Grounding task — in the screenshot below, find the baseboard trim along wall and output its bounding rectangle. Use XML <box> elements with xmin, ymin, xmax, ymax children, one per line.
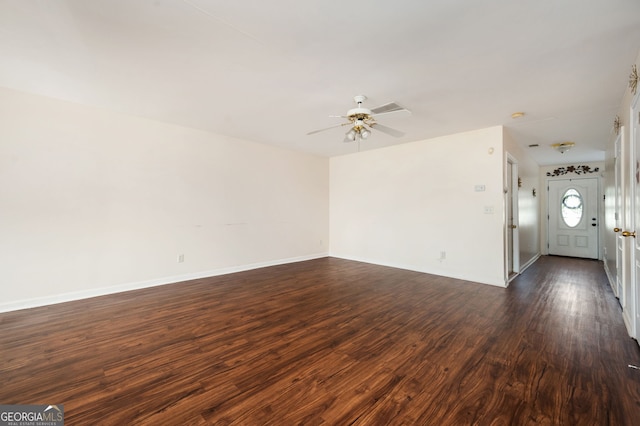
<box><xmin>518</xmin><ymin>253</ymin><xmax>541</xmax><ymax>276</ymax></box>
<box><xmin>0</xmin><ymin>253</ymin><xmax>329</xmax><ymax>313</ymax></box>
<box><xmin>330</xmin><ymin>254</ymin><xmax>507</xmax><ymax>288</ymax></box>
<box><xmin>603</xmin><ymin>259</ymin><xmax>617</xmax><ymax>297</ymax></box>
<box><xmin>507</xmin><ymin>253</ymin><xmax>541</xmax><ymax>284</ymax></box>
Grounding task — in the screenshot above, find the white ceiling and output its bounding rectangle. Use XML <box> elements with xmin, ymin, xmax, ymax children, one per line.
<box><xmin>1</xmin><ymin>0</ymin><xmax>639</xmax><ymax>165</ymax></box>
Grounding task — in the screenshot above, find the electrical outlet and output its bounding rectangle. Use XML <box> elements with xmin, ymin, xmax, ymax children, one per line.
<box><xmin>177</xmin><ymin>254</ymin><xmax>184</xmax><ymax>263</ymax></box>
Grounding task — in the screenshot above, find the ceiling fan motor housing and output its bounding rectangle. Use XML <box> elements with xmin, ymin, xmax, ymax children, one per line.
<box><xmin>347</xmin><ymin>108</ymin><xmax>372</xmax><ymax>119</ymax></box>
<box><xmin>348</xmin><ymin>95</ymin><xmax>371</xmax><ymax>119</ymax></box>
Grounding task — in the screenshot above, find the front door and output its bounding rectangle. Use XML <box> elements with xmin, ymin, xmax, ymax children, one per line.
<box><xmin>548</xmin><ymin>178</ymin><xmax>599</xmax><ymax>259</ymax></box>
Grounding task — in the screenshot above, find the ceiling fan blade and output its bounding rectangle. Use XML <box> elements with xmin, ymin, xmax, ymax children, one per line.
<box><xmin>306</xmin><ymin>122</ymin><xmax>348</xmax><ymax>135</ymax></box>
<box><xmin>370</xmin><ymin>123</ymin><xmax>405</xmax><ymax>138</ymax></box>
<box><xmin>370</xmin><ymin>102</ymin><xmax>410</xmax><ymax>116</ymax></box>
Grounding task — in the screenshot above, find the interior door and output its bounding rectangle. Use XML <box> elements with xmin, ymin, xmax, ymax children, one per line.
<box><xmin>548</xmin><ymin>178</ymin><xmax>599</xmax><ymax>259</ymax></box>
<box><xmin>625</xmin><ymin>92</ymin><xmax>640</xmax><ymax>341</ymax></box>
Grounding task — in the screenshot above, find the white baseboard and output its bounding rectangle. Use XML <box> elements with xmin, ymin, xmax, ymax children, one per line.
<box><xmin>0</xmin><ymin>252</ymin><xmax>328</xmax><ymax>313</ymax></box>
<box><xmin>602</xmin><ymin>260</ymin><xmax>619</xmax><ymax>298</ymax></box>
<box><xmin>329</xmin><ymin>254</ymin><xmax>506</xmax><ymax>288</ymax></box>
<box><xmin>623</xmin><ymin>309</ymin><xmax>635</xmax><ymax>339</ymax></box>
<box><xmin>519</xmin><ymin>253</ymin><xmax>541</xmax><ymax>274</ymax></box>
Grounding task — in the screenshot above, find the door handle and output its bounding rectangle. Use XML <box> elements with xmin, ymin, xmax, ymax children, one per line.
<box><xmin>614</xmin><ymin>227</ymin><xmax>621</xmax><ymax>232</ymax></box>
<box><xmin>509</xmin><ymin>225</ymin><xmax>517</xmax><ymax>229</ymax></box>
<box><xmin>622</xmin><ymin>231</ymin><xmax>636</xmax><ymax>238</ymax></box>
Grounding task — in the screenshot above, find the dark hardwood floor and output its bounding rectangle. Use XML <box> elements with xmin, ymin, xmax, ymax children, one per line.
<box><xmin>1</xmin><ymin>256</ymin><xmax>640</xmax><ymax>425</ymax></box>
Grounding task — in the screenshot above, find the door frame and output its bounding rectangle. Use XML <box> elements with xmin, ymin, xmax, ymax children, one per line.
<box><xmin>505</xmin><ymin>153</ymin><xmax>519</xmax><ymax>283</ymax></box>
<box><xmin>547</xmin><ymin>177</ymin><xmax>600</xmax><ymax>259</ymax></box>
<box><xmin>614</xmin><ymin>129</ymin><xmax>623</xmax><ymax>299</ymax></box>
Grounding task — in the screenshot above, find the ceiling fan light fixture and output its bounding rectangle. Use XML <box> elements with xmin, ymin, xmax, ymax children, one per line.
<box><xmin>551</xmin><ymin>141</ymin><xmax>575</xmax><ymax>154</ymax></box>
<box><xmin>308</xmin><ymin>95</ymin><xmax>408</xmax><ymax>142</ymax></box>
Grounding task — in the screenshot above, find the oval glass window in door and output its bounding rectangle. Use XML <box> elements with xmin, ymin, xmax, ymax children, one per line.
<box><xmin>561</xmin><ymin>188</ymin><xmax>583</xmax><ymax>227</ymax></box>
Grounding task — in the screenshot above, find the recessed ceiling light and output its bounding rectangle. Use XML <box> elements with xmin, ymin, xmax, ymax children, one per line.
<box><xmin>511</xmin><ymin>112</ymin><xmax>525</xmax><ymax>119</ymax></box>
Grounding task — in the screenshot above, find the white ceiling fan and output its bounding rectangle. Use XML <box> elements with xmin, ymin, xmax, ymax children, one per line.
<box><xmin>307</xmin><ymin>95</ymin><xmax>410</xmax><ymax>142</ymax></box>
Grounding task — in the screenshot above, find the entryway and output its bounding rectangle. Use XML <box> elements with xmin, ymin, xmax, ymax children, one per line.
<box><xmin>548</xmin><ymin>178</ymin><xmax>599</xmax><ymax>259</ymax></box>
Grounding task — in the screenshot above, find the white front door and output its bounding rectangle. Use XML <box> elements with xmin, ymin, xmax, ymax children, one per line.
<box><xmin>548</xmin><ymin>178</ymin><xmax>599</xmax><ymax>259</ymax></box>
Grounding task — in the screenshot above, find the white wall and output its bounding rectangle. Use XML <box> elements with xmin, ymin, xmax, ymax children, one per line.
<box><xmin>330</xmin><ymin>126</ymin><xmax>506</xmax><ymax>287</ymax></box>
<box><xmin>0</xmin><ymin>87</ymin><xmax>329</xmax><ymax>311</ymax></box>
<box><xmin>503</xmin><ymin>128</ymin><xmax>540</xmax><ymax>270</ymax></box>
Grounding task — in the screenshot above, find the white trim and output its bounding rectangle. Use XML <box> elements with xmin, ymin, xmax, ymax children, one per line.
<box><xmin>506</xmin><ymin>253</ymin><xmax>540</xmax><ymax>285</ymax></box>
<box><xmin>603</xmin><ymin>258</ymin><xmax>618</xmax><ymax>298</ymax></box>
<box><xmin>330</xmin><ymin>254</ymin><xmax>507</xmax><ymax>288</ymax></box>
<box><xmin>518</xmin><ymin>253</ymin><xmax>540</xmax><ymax>275</ymax></box>
<box><xmin>505</xmin><ymin>153</ymin><xmax>520</xmax><ymax>282</ymax></box>
<box><xmin>0</xmin><ymin>252</ymin><xmax>329</xmax><ymax>313</ymax></box>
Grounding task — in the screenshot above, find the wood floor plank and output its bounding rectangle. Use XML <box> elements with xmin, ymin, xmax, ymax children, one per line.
<box><xmin>1</xmin><ymin>256</ymin><xmax>639</xmax><ymax>424</ymax></box>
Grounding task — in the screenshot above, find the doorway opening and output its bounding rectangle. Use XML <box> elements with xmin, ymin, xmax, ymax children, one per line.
<box><xmin>506</xmin><ymin>155</ymin><xmax>519</xmax><ymax>282</ymax></box>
